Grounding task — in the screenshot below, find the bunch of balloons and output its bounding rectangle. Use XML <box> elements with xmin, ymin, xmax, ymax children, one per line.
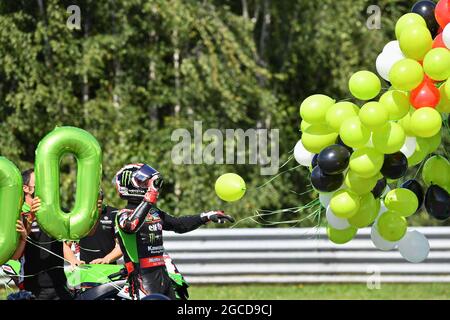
<box><xmin>295</xmin><ymin>0</ymin><xmax>450</xmax><ymax>263</ymax></box>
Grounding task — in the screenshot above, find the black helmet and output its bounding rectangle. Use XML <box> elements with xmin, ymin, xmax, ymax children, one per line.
<box><xmin>113</xmin><ymin>163</ymin><xmax>161</xmax><ymax>200</ymax></box>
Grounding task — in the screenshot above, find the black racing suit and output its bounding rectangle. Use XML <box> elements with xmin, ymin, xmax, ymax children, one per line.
<box><xmin>116</xmin><ymin>202</ymin><xmax>205</xmax><ymax>299</ymax></box>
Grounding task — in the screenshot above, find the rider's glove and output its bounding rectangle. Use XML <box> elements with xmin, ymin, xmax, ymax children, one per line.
<box><xmin>143</xmin><ymin>175</ymin><xmax>163</xmax><ymax>205</ymax></box>
<box><xmin>200</xmin><ymin>211</ymin><xmax>235</xmax><ymax>224</ymax></box>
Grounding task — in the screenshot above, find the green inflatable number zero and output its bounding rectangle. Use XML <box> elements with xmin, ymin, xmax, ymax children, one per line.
<box><xmin>0</xmin><ymin>157</ymin><xmax>23</xmax><ymax>265</ymax></box>
<box><xmin>35</xmin><ymin>127</ymin><xmax>102</xmax><ymax>240</ymax></box>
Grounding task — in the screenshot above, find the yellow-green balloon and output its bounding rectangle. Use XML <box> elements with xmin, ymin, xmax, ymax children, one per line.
<box><xmin>330</xmin><ymin>189</ymin><xmax>361</xmax><ymax>218</ymax></box>
<box><xmin>436</xmin><ymin>83</ymin><xmax>450</xmax><ymax>113</ymax></box>
<box><xmin>446</xmin><ymin>79</ymin><xmax>450</xmax><ymax>102</ymax></box>
<box><xmin>395</xmin><ymin>13</ymin><xmax>427</xmax><ymax>39</ymax></box>
<box><xmin>377</xmin><ymin>211</ymin><xmax>407</xmax><ymax>242</ymax></box>
<box><xmin>325</xmin><ymin>102</ymin><xmax>359</xmax><ymax>132</ymax></box>
<box><xmin>384</xmin><ymin>188</ymin><xmax>419</xmax><ymax>217</ymax></box>
<box><xmin>215</xmin><ymin>173</ymin><xmax>246</xmax><ymax>202</ymax></box>
<box><xmin>349</xmin><ymin>71</ymin><xmax>381</xmax><ymax>100</ymax></box>
<box><xmin>301</xmin><ymin>125</ymin><xmax>338</xmax><ymax>154</ymax></box>
<box><xmin>300</xmin><ymin>94</ymin><xmax>335</xmax><ymax>124</ymax></box>
<box><xmin>348</xmin><ymin>193</ymin><xmax>379</xmax><ymax>228</ymax></box>
<box><xmin>379</xmin><ymin>90</ymin><xmax>410</xmax><ymax>120</ymax></box>
<box><xmin>327</xmin><ymin>225</ymin><xmax>358</xmax><ymax>244</ymax></box>
<box><xmin>389</xmin><ymin>59</ymin><xmax>424</xmax><ymax>91</ymax></box>
<box><xmin>399</xmin><ymin>25</ymin><xmax>432</xmax><ymax>61</ymax></box>
<box><xmin>410</xmin><ymin>107</ymin><xmax>442</xmax><ymax>138</ymax></box>
<box><xmin>349</xmin><ymin>147</ymin><xmax>384</xmax><ymax>178</ymax></box>
<box><xmin>372</xmin><ymin>122</ymin><xmax>406</xmax><ymax>154</ymax></box>
<box><xmin>300</xmin><ymin>120</ymin><xmax>312</xmax><ymax>132</ymax></box>
<box><xmin>359</xmin><ymin>102</ymin><xmax>389</xmax><ymax>130</ymax></box>
<box><xmin>426</xmin><ymin>132</ymin><xmax>442</xmax><ymax>153</ymax></box>
<box><xmin>398</xmin><ymin>110</ymin><xmax>416</xmax><ymax>136</ymax></box>
<box><xmin>339</xmin><ymin>116</ymin><xmax>371</xmax><ymax>149</ymax></box>
<box><xmin>422</xmin><ymin>155</ymin><xmax>450</xmax><ymax>188</ymax></box>
<box><xmin>344</xmin><ymin>170</ymin><xmax>378</xmax><ymax>195</ymax></box>
<box><xmin>408</xmin><ymin>137</ymin><xmax>430</xmax><ymax>167</ymax></box>
<box><xmin>423</xmin><ymin>48</ymin><xmax>450</xmax><ymax>81</ymax></box>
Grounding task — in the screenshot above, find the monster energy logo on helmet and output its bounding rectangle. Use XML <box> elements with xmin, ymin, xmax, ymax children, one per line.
<box><xmin>121</xmin><ymin>170</ymin><xmax>133</xmax><ymax>186</ymax></box>
<box><xmin>115</xmin><ymin>164</ymin><xmax>147</xmax><ymax>199</ymax></box>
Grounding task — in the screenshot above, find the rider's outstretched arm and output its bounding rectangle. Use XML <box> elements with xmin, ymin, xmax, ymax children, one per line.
<box><xmin>117</xmin><ymin>201</ymin><xmax>153</xmax><ymax>234</ymax></box>
<box><xmin>161</xmin><ymin>210</ymin><xmax>234</xmax><ymax>234</ymax></box>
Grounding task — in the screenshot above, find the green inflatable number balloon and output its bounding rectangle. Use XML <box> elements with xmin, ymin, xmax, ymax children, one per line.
<box><xmin>0</xmin><ymin>157</ymin><xmax>22</xmax><ymax>265</ymax></box>
<box><xmin>349</xmin><ymin>147</ymin><xmax>384</xmax><ymax>178</ymax></box>
<box><xmin>300</xmin><ymin>94</ymin><xmax>335</xmax><ymax>124</ymax></box>
<box><xmin>384</xmin><ymin>188</ymin><xmax>419</xmax><ymax>217</ymax></box>
<box><xmin>399</xmin><ymin>25</ymin><xmax>432</xmax><ymax>61</ymax></box>
<box><xmin>372</xmin><ymin>122</ymin><xmax>406</xmax><ymax>154</ymax></box>
<box><xmin>377</xmin><ymin>211</ymin><xmax>407</xmax><ymax>242</ymax></box>
<box><xmin>344</xmin><ymin>170</ymin><xmax>378</xmax><ymax>195</ymax></box>
<box><xmin>389</xmin><ymin>59</ymin><xmax>424</xmax><ymax>91</ymax></box>
<box><xmin>215</xmin><ymin>173</ymin><xmax>246</xmax><ymax>202</ymax></box>
<box><xmin>339</xmin><ymin>117</ymin><xmax>371</xmax><ymax>149</ymax></box>
<box><xmin>330</xmin><ymin>189</ymin><xmax>361</xmax><ymax>218</ymax></box>
<box><xmin>349</xmin><ymin>71</ymin><xmax>381</xmax><ymax>101</ymax></box>
<box><xmin>35</xmin><ymin>127</ymin><xmax>102</xmax><ymax>240</ymax></box>
<box><xmin>325</xmin><ymin>102</ymin><xmax>359</xmax><ymax>132</ymax></box>
<box><xmin>359</xmin><ymin>102</ymin><xmax>389</xmax><ymax>130</ymax></box>
<box><xmin>379</xmin><ymin>90</ymin><xmax>410</xmax><ymax>121</ymax></box>
<box><xmin>395</xmin><ymin>13</ymin><xmax>427</xmax><ymax>39</ymax></box>
<box><xmin>410</xmin><ymin>107</ymin><xmax>442</xmax><ymax>138</ymax></box>
<box><xmin>301</xmin><ymin>125</ymin><xmax>338</xmax><ymax>154</ymax></box>
<box><xmin>422</xmin><ymin>155</ymin><xmax>450</xmax><ymax>188</ymax></box>
<box><xmin>327</xmin><ymin>225</ymin><xmax>358</xmax><ymax>245</ymax></box>
<box><xmin>423</xmin><ymin>48</ymin><xmax>450</xmax><ymax>81</ymax></box>
<box><xmin>348</xmin><ymin>193</ymin><xmax>379</xmax><ymax>228</ymax></box>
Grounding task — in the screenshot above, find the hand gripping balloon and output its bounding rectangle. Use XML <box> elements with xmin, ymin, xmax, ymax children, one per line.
<box><xmin>0</xmin><ymin>157</ymin><xmax>22</xmax><ymax>265</ymax></box>
<box><xmin>35</xmin><ymin>126</ymin><xmax>102</xmax><ymax>240</ymax></box>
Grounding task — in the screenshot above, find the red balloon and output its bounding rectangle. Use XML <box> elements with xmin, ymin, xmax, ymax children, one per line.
<box><xmin>433</xmin><ymin>33</ymin><xmax>446</xmax><ymax>48</ymax></box>
<box><xmin>435</xmin><ymin>0</ymin><xmax>450</xmax><ymax>28</ymax></box>
<box><xmin>410</xmin><ymin>76</ymin><xmax>440</xmax><ymax>109</ymax></box>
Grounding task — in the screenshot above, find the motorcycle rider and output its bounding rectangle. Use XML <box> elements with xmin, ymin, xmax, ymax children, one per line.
<box><xmin>113</xmin><ymin>163</ymin><xmax>234</xmax><ymax>299</ymax></box>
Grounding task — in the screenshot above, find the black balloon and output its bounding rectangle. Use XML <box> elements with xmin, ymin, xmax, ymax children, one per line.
<box><xmin>411</xmin><ymin>1</ymin><xmax>439</xmax><ymax>37</ymax></box>
<box><xmin>317</xmin><ymin>144</ymin><xmax>351</xmax><ymax>175</ymax></box>
<box><xmin>311</xmin><ymin>166</ymin><xmax>344</xmax><ymax>193</ymax></box>
<box><xmin>336</xmin><ymin>136</ymin><xmax>353</xmax><ymax>154</ymax></box>
<box><xmin>401</xmin><ymin>179</ymin><xmax>425</xmax><ymax>210</ymax></box>
<box><xmin>311</xmin><ymin>154</ymin><xmax>319</xmax><ymax>168</ymax></box>
<box><xmin>371</xmin><ymin>177</ymin><xmax>387</xmax><ymax>198</ymax></box>
<box><xmin>381</xmin><ymin>152</ymin><xmax>408</xmax><ymax>179</ymax></box>
<box><xmin>425</xmin><ymin>185</ymin><xmax>450</xmax><ymax>220</ymax></box>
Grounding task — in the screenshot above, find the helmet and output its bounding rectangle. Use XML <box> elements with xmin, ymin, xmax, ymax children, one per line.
<box><xmin>113</xmin><ymin>163</ymin><xmax>161</xmax><ymax>200</ymax></box>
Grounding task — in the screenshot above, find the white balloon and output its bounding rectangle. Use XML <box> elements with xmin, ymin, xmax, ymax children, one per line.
<box><xmin>443</xmin><ymin>24</ymin><xmax>450</xmax><ymax>49</ymax></box>
<box><xmin>319</xmin><ymin>192</ymin><xmax>333</xmax><ymax>208</ymax></box>
<box><xmin>326</xmin><ymin>206</ymin><xmax>350</xmax><ymax>230</ymax></box>
<box><xmin>383</xmin><ymin>40</ymin><xmax>403</xmax><ymax>56</ymax></box>
<box><xmin>375</xmin><ymin>51</ymin><xmax>404</xmax><ymax>81</ymax></box>
<box><xmin>398</xmin><ymin>230</ymin><xmax>430</xmax><ymax>263</ymax></box>
<box><xmin>371</xmin><ymin>225</ymin><xmax>397</xmax><ymax>251</ymax></box>
<box><xmin>400</xmin><ymin>137</ymin><xmax>417</xmax><ymax>158</ymax></box>
<box><xmin>294</xmin><ymin>140</ymin><xmax>314</xmax><ymax>167</ymax></box>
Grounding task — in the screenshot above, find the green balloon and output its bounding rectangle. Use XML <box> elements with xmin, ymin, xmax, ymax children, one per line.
<box><xmin>325</xmin><ymin>102</ymin><xmax>359</xmax><ymax>132</ymax></box>
<box><xmin>215</xmin><ymin>173</ymin><xmax>246</xmax><ymax>202</ymax></box>
<box><xmin>348</xmin><ymin>193</ymin><xmax>379</xmax><ymax>228</ymax></box>
<box><xmin>423</xmin><ymin>48</ymin><xmax>450</xmax><ymax>81</ymax></box>
<box><xmin>408</xmin><ymin>137</ymin><xmax>430</xmax><ymax>167</ymax></box>
<box><xmin>372</xmin><ymin>122</ymin><xmax>406</xmax><ymax>154</ymax></box>
<box><xmin>422</xmin><ymin>155</ymin><xmax>450</xmax><ymax>188</ymax></box>
<box><xmin>384</xmin><ymin>188</ymin><xmax>419</xmax><ymax>217</ymax></box>
<box><xmin>349</xmin><ymin>71</ymin><xmax>381</xmax><ymax>100</ymax></box>
<box><xmin>395</xmin><ymin>13</ymin><xmax>427</xmax><ymax>39</ymax></box>
<box><xmin>410</xmin><ymin>107</ymin><xmax>442</xmax><ymax>138</ymax></box>
<box><xmin>349</xmin><ymin>147</ymin><xmax>384</xmax><ymax>178</ymax></box>
<box><xmin>35</xmin><ymin>126</ymin><xmax>103</xmax><ymax>240</ymax></box>
<box><xmin>330</xmin><ymin>189</ymin><xmax>361</xmax><ymax>218</ymax></box>
<box><xmin>436</xmin><ymin>83</ymin><xmax>450</xmax><ymax>113</ymax></box>
<box><xmin>300</xmin><ymin>120</ymin><xmax>312</xmax><ymax>132</ymax></box>
<box><xmin>344</xmin><ymin>170</ymin><xmax>378</xmax><ymax>195</ymax></box>
<box><xmin>300</xmin><ymin>94</ymin><xmax>335</xmax><ymax>124</ymax></box>
<box><xmin>446</xmin><ymin>79</ymin><xmax>450</xmax><ymax>102</ymax></box>
<box><xmin>379</xmin><ymin>90</ymin><xmax>410</xmax><ymax>120</ymax></box>
<box><xmin>398</xmin><ymin>111</ymin><xmax>416</xmax><ymax>136</ymax></box>
<box><xmin>399</xmin><ymin>25</ymin><xmax>432</xmax><ymax>61</ymax></box>
<box><xmin>327</xmin><ymin>225</ymin><xmax>358</xmax><ymax>244</ymax></box>
<box><xmin>0</xmin><ymin>157</ymin><xmax>22</xmax><ymax>265</ymax></box>
<box><xmin>426</xmin><ymin>132</ymin><xmax>442</xmax><ymax>153</ymax></box>
<box><xmin>301</xmin><ymin>125</ymin><xmax>338</xmax><ymax>154</ymax></box>
<box><xmin>389</xmin><ymin>59</ymin><xmax>424</xmax><ymax>91</ymax></box>
<box><xmin>359</xmin><ymin>102</ymin><xmax>389</xmax><ymax>130</ymax></box>
<box><xmin>339</xmin><ymin>116</ymin><xmax>371</xmax><ymax>149</ymax></box>
<box><xmin>377</xmin><ymin>211</ymin><xmax>407</xmax><ymax>242</ymax></box>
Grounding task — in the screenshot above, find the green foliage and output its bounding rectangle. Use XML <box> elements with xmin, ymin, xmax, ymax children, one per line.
<box><xmin>0</xmin><ymin>0</ymin><xmax>448</xmax><ymax>227</ymax></box>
